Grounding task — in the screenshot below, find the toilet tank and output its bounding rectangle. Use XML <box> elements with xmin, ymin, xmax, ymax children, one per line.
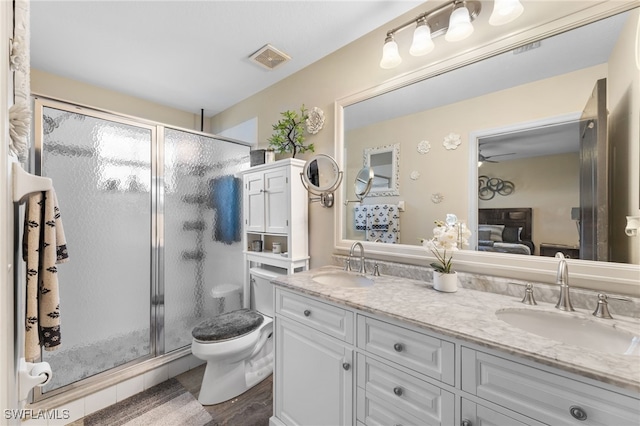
<box><xmin>249</xmin><ymin>266</ymin><xmax>285</xmax><ymax>317</ymax></box>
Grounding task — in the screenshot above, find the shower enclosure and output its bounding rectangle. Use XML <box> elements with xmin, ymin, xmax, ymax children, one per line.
<box><xmin>31</xmin><ymin>98</ymin><xmax>250</xmax><ymax>399</ymax></box>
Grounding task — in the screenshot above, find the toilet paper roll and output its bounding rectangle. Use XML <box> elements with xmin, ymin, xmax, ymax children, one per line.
<box><xmin>30</xmin><ymin>362</ymin><xmax>52</xmax><ymax>386</ymax></box>
<box><xmin>625</xmin><ymin>216</ymin><xmax>640</xmax><ymax>237</ymax></box>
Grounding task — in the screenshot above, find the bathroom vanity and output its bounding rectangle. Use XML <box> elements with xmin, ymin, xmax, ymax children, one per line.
<box><xmin>269</xmin><ymin>267</ymin><xmax>640</xmax><ymax>426</ymax></box>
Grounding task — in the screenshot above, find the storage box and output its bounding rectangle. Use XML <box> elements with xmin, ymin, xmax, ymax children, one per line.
<box><xmin>250</xmin><ymin>149</ymin><xmax>266</xmax><ymax>166</ymax></box>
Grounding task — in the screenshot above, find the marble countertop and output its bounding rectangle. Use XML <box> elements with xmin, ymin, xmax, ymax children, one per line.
<box><xmin>272</xmin><ymin>265</ymin><xmax>640</xmax><ymax>394</ymax></box>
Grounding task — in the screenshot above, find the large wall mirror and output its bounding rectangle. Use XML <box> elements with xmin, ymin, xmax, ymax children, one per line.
<box><xmin>336</xmin><ymin>3</ymin><xmax>640</xmax><ymax>292</ymax></box>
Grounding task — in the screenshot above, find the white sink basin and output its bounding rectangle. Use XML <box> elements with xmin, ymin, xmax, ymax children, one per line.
<box><xmin>496</xmin><ymin>308</ymin><xmax>640</xmax><ymax>356</ymax></box>
<box><xmin>312</xmin><ymin>271</ymin><xmax>374</xmax><ymax>288</ymax></box>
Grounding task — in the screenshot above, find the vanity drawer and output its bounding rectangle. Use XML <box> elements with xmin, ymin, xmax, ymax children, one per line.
<box><xmin>276</xmin><ymin>289</ymin><xmax>354</xmax><ymax>343</ymax></box>
<box><xmin>357</xmin><ymin>353</ymin><xmax>455</xmax><ymax>424</ymax></box>
<box><xmin>356</xmin><ymin>390</ymin><xmax>425</xmax><ymax>426</ymax></box>
<box><xmin>461</xmin><ymin>347</ymin><xmax>640</xmax><ymax>426</ymax></box>
<box><xmin>357</xmin><ymin>315</ymin><xmax>455</xmax><ymax>385</ymax></box>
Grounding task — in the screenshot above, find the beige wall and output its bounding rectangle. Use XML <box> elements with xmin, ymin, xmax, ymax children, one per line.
<box><xmin>608</xmin><ymin>8</ymin><xmax>640</xmax><ymax>264</ymax></box>
<box><xmin>31</xmin><ymin>68</ymin><xmax>203</xmax><ymax>130</ymax></box>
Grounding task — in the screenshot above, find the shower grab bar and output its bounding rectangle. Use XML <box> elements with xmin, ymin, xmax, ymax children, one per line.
<box><xmin>12</xmin><ymin>162</ymin><xmax>52</xmax><ymax>203</ymax></box>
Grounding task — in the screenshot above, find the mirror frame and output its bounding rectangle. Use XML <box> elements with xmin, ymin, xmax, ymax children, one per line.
<box><xmin>334</xmin><ymin>1</ymin><xmax>640</xmax><ymax>295</ymax></box>
<box><xmin>363</xmin><ymin>143</ymin><xmax>400</xmax><ymax>196</ymax></box>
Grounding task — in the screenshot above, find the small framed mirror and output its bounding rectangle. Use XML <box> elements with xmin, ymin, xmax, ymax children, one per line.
<box><xmin>363</xmin><ymin>143</ymin><xmax>400</xmax><ymax>196</ymax></box>
<box><xmin>301</xmin><ymin>154</ymin><xmax>343</xmax><ymax>207</ymax></box>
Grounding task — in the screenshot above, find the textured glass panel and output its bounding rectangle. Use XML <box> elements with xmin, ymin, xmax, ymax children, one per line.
<box><xmin>40</xmin><ymin>107</ymin><xmax>152</xmax><ymax>392</ymax></box>
<box><xmin>163</xmin><ymin>129</ymin><xmax>250</xmax><ymax>352</ymax></box>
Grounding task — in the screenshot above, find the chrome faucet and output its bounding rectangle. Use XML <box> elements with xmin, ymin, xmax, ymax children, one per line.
<box><xmin>555</xmin><ymin>252</ymin><xmax>574</xmax><ymax>311</ymax></box>
<box><xmin>349</xmin><ymin>242</ymin><xmax>366</xmax><ymax>274</ymax></box>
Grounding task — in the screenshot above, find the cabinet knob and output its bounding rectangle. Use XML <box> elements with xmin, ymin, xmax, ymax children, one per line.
<box><xmin>569</xmin><ymin>406</ymin><xmax>588</xmax><ymax>421</ymax></box>
<box><xmin>393</xmin><ymin>343</ymin><xmax>404</xmax><ymax>352</ymax></box>
<box><xmin>393</xmin><ymin>386</ymin><xmax>403</xmax><ymax>396</ymax></box>
<box><xmin>303</xmin><ymin>309</ymin><xmax>311</xmax><ymax>317</ymax></box>
<box><xmin>461</xmin><ymin>420</ymin><xmax>472</xmax><ymax>426</ymax></box>
<box><xmin>342</xmin><ymin>363</ymin><xmax>350</xmax><ymax>371</ymax></box>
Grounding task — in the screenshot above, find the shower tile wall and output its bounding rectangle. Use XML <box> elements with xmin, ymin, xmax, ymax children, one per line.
<box><xmin>36</xmin><ymin>103</ymin><xmax>250</xmax><ymax>395</ymax></box>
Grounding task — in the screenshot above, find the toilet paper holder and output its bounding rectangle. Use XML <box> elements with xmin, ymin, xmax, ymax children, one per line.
<box><xmin>18</xmin><ymin>357</ymin><xmax>52</xmax><ymax>402</ymax></box>
<box><xmin>625</xmin><ymin>215</ymin><xmax>640</xmax><ymax>237</ymax></box>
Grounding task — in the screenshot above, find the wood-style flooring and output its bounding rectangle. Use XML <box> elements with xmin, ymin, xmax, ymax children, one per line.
<box><xmin>68</xmin><ymin>365</ymin><xmax>273</xmax><ymax>426</ymax></box>
<box><xmin>176</xmin><ymin>365</ymin><xmax>273</xmax><ymax>426</ymax></box>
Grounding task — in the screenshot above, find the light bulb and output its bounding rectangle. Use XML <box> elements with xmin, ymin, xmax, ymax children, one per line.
<box><xmin>409</xmin><ymin>22</ymin><xmax>435</xmax><ymax>57</ymax></box>
<box><xmin>489</xmin><ymin>0</ymin><xmax>524</xmax><ymax>26</ymax></box>
<box><xmin>445</xmin><ymin>4</ymin><xmax>474</xmax><ymax>42</ymax></box>
<box><xmin>379</xmin><ymin>36</ymin><xmax>402</xmax><ymax>69</ymax></box>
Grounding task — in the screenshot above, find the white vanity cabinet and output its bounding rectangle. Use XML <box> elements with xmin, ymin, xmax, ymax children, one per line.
<box><xmin>271</xmin><ymin>285</ymin><xmax>640</xmax><ymax>426</ymax></box>
<box><xmin>274</xmin><ymin>289</ymin><xmax>354</xmax><ymax>426</ymax></box>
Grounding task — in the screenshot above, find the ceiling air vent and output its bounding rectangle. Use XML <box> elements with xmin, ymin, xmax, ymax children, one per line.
<box><xmin>249</xmin><ymin>44</ymin><xmax>291</xmax><ymax>70</ymax></box>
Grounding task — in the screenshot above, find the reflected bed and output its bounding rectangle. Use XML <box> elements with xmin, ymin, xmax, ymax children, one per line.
<box><xmin>478</xmin><ymin>208</ymin><xmax>535</xmax><ymax>255</ymax></box>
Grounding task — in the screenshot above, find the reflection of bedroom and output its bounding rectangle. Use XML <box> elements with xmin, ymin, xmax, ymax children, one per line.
<box><xmin>478</xmin><ymin>152</ymin><xmax>580</xmax><ymax>256</ymax></box>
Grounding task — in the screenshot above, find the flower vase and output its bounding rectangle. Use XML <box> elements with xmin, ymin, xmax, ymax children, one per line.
<box><xmin>433</xmin><ymin>271</ymin><xmax>458</xmax><ymax>293</ymax></box>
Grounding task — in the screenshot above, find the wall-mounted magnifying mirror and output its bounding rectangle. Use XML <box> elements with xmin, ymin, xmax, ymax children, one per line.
<box><xmin>345</xmin><ymin>167</ymin><xmax>374</xmax><ymax>205</ymax></box>
<box><xmin>300</xmin><ymin>154</ymin><xmax>343</xmax><ymax>208</ymax></box>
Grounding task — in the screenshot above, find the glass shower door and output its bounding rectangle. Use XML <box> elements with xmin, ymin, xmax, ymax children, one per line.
<box><xmin>162</xmin><ymin>129</ymin><xmax>249</xmax><ymax>352</ymax></box>
<box><xmin>38</xmin><ymin>104</ymin><xmax>154</xmax><ymax>393</ymax></box>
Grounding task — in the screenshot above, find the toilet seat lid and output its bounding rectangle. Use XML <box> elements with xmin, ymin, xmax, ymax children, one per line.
<box><xmin>192</xmin><ymin>309</ymin><xmax>264</xmax><ymax>342</ymax></box>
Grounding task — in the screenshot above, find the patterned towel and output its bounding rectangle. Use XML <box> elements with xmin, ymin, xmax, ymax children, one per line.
<box><xmin>366</xmin><ymin>204</ymin><xmax>400</xmax><ymax>243</ymax></box>
<box><xmin>23</xmin><ymin>189</ymin><xmax>69</xmax><ymax>362</ymax></box>
<box><xmin>354</xmin><ymin>205</ymin><xmax>367</xmax><ymax>230</ymax></box>
<box><xmin>354</xmin><ymin>204</ymin><xmax>400</xmax><ymax>243</ymax></box>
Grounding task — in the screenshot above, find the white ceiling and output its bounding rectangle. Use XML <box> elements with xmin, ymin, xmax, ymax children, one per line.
<box><xmin>30</xmin><ymin>0</ymin><xmax>424</xmax><ymax>116</ymax></box>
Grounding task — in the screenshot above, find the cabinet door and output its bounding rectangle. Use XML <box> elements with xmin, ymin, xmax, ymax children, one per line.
<box><xmin>244</xmin><ymin>172</ymin><xmax>265</xmax><ymax>232</ymax></box>
<box><xmin>275</xmin><ymin>317</ymin><xmax>353</xmax><ymax>426</ymax></box>
<box><xmin>264</xmin><ymin>168</ymin><xmax>288</xmax><ymax>234</ymax></box>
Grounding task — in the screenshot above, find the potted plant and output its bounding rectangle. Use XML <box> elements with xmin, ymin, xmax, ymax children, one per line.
<box><xmin>267</xmin><ymin>105</ymin><xmax>315</xmax><ymax>158</ymax></box>
<box><xmin>422</xmin><ymin>214</ymin><xmax>471</xmax><ymax>292</ymax></box>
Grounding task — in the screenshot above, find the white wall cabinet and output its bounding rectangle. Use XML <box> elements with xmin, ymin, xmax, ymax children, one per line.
<box><xmin>270</xmin><ymin>287</ymin><xmax>640</xmax><ymax>426</ymax></box>
<box><xmin>239</xmin><ymin>159</ymin><xmax>308</xmax><ymax>305</ymax></box>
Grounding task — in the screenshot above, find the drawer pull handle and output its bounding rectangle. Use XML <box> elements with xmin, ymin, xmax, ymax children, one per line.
<box><xmin>461</xmin><ymin>420</ymin><xmax>472</xmax><ymax>426</ymax></box>
<box><xmin>569</xmin><ymin>406</ymin><xmax>587</xmax><ymax>421</ymax></box>
<box><xmin>393</xmin><ymin>386</ymin><xmax>403</xmax><ymax>396</ymax></box>
<box><xmin>342</xmin><ymin>363</ymin><xmax>350</xmax><ymax>371</ymax></box>
<box><xmin>393</xmin><ymin>343</ymin><xmax>404</xmax><ymax>352</ymax></box>
<box><xmin>303</xmin><ymin>309</ymin><xmax>311</xmax><ymax>317</ymax></box>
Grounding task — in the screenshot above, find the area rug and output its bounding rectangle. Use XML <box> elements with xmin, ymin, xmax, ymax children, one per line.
<box><xmin>83</xmin><ymin>378</ymin><xmax>214</xmax><ymax>426</ymax></box>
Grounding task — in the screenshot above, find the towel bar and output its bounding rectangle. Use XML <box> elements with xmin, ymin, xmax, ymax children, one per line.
<box><xmin>12</xmin><ymin>163</ymin><xmax>52</xmax><ymax>203</ymax></box>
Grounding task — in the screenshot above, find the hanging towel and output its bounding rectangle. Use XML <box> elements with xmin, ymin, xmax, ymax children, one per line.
<box><xmin>368</xmin><ymin>204</ymin><xmax>390</xmax><ymax>231</ymax></box>
<box><xmin>366</xmin><ymin>204</ymin><xmax>400</xmax><ymax>244</ymax></box>
<box><xmin>210</xmin><ymin>175</ymin><xmax>242</xmax><ymax>245</ymax></box>
<box><xmin>354</xmin><ymin>205</ymin><xmax>368</xmax><ymax>231</ymax></box>
<box><xmin>23</xmin><ymin>189</ymin><xmax>69</xmax><ymax>362</ymax></box>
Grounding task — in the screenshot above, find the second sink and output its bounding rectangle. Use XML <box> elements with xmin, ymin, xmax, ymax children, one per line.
<box><xmin>496</xmin><ymin>308</ymin><xmax>640</xmax><ymax>356</ymax></box>
<box><xmin>312</xmin><ymin>270</ymin><xmax>374</xmax><ymax>288</ymax></box>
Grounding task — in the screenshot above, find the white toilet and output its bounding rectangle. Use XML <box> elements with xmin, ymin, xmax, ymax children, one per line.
<box><xmin>191</xmin><ymin>266</ymin><xmax>282</xmax><ymax>405</ymax></box>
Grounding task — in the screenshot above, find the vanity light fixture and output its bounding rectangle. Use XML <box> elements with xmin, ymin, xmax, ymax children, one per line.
<box><xmin>379</xmin><ymin>0</ymin><xmax>524</xmax><ymax>69</ymax></box>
